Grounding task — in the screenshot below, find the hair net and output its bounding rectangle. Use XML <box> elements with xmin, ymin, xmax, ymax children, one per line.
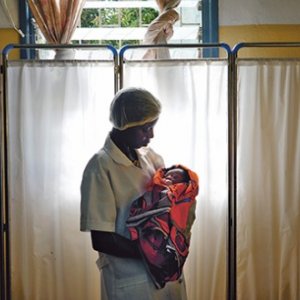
<box><xmin>109</xmin><ymin>87</ymin><xmax>161</xmax><ymax>130</ymax></box>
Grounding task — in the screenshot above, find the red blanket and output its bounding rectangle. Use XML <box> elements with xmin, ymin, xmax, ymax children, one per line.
<box><xmin>126</xmin><ymin>165</ymin><xmax>199</xmax><ymax>288</ymax></box>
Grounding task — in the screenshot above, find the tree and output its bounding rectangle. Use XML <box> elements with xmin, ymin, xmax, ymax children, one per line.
<box><xmin>78</xmin><ymin>6</ymin><xmax>159</xmax><ymax>47</ymax></box>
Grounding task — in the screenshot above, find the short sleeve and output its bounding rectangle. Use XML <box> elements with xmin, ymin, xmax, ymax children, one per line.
<box><xmin>80</xmin><ymin>156</ymin><xmax>116</xmax><ymax>232</ymax></box>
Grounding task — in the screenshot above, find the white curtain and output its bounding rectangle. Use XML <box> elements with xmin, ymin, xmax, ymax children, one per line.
<box><xmin>237</xmin><ymin>60</ymin><xmax>300</xmax><ymax>300</ymax></box>
<box><xmin>7</xmin><ymin>56</ymin><xmax>299</xmax><ymax>300</ymax></box>
<box><xmin>6</xmin><ymin>58</ymin><xmax>229</xmax><ymax>300</ymax></box>
<box><xmin>122</xmin><ymin>59</ymin><xmax>229</xmax><ymax>300</ymax></box>
<box><xmin>7</xmin><ymin>60</ymin><xmax>115</xmax><ymax>300</ymax></box>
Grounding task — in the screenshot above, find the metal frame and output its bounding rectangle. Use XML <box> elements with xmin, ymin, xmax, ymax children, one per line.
<box><xmin>0</xmin><ymin>44</ymin><xmax>118</xmax><ymax>300</ymax></box>
<box><xmin>2</xmin><ymin>41</ymin><xmax>299</xmax><ymax>300</ymax></box>
<box><xmin>232</xmin><ymin>41</ymin><xmax>300</xmax><ymax>54</ymax></box>
<box><xmin>227</xmin><ymin>50</ymin><xmax>237</xmax><ymax>300</ymax></box>
<box><xmin>229</xmin><ymin>41</ymin><xmax>300</xmax><ymax>300</ymax></box>
<box><xmin>119</xmin><ymin>42</ymin><xmax>237</xmax><ymax>300</ymax></box>
<box><xmin>118</xmin><ymin>43</ymin><xmax>231</xmax><ymax>88</ymax></box>
<box><xmin>1</xmin><ymin>45</ymin><xmax>11</xmax><ymax>300</ymax></box>
<box><xmin>1</xmin><ymin>42</ymin><xmax>236</xmax><ymax>300</ymax></box>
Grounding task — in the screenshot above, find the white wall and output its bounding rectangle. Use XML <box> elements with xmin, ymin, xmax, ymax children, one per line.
<box><xmin>0</xmin><ymin>0</ymin><xmax>18</xmax><ymax>28</ymax></box>
<box><xmin>219</xmin><ymin>0</ymin><xmax>300</xmax><ymax>26</ymax></box>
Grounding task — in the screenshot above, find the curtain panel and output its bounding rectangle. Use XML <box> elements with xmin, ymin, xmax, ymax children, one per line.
<box><xmin>4</xmin><ymin>57</ymin><xmax>300</xmax><ymax>300</ymax></box>
<box><xmin>28</xmin><ymin>0</ymin><xmax>86</xmax><ymax>44</ymax></box>
<box><xmin>122</xmin><ymin>59</ymin><xmax>229</xmax><ymax>300</ymax></box>
<box><xmin>7</xmin><ymin>60</ymin><xmax>115</xmax><ymax>300</ymax></box>
<box><xmin>6</xmin><ymin>59</ymin><xmax>228</xmax><ymax>299</ymax></box>
<box><xmin>237</xmin><ymin>59</ymin><xmax>300</xmax><ymax>300</ymax></box>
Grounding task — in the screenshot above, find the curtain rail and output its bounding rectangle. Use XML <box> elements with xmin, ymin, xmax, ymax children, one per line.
<box><xmin>118</xmin><ymin>43</ymin><xmax>231</xmax><ymax>89</ymax></box>
<box><xmin>232</xmin><ymin>41</ymin><xmax>300</xmax><ymax>55</ymax></box>
<box><xmin>2</xmin><ymin>41</ymin><xmax>236</xmax><ymax>300</ymax></box>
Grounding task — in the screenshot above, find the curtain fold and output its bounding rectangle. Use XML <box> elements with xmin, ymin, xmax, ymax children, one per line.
<box><xmin>123</xmin><ymin>59</ymin><xmax>229</xmax><ymax>300</ymax></box>
<box><xmin>7</xmin><ymin>58</ymin><xmax>228</xmax><ymax>299</ymax></box>
<box><xmin>6</xmin><ymin>57</ymin><xmax>300</xmax><ymax>300</ymax></box>
<box><xmin>7</xmin><ymin>60</ymin><xmax>115</xmax><ymax>300</ymax></box>
<box><xmin>237</xmin><ymin>60</ymin><xmax>300</xmax><ymax>300</ymax></box>
<box><xmin>28</xmin><ymin>0</ymin><xmax>86</xmax><ymax>44</ymax></box>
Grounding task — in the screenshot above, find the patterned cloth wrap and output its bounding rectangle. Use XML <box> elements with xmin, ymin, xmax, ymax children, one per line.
<box><xmin>126</xmin><ymin>164</ymin><xmax>199</xmax><ymax>289</ymax></box>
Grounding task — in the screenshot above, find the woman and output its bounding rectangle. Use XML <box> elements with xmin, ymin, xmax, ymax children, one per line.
<box><xmin>80</xmin><ymin>87</ymin><xmax>187</xmax><ymax>300</ymax></box>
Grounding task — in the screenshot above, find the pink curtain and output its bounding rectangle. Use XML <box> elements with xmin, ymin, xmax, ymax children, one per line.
<box><xmin>28</xmin><ymin>0</ymin><xmax>86</xmax><ymax>44</ymax></box>
<box><xmin>143</xmin><ymin>0</ymin><xmax>181</xmax><ymax>59</ymax></box>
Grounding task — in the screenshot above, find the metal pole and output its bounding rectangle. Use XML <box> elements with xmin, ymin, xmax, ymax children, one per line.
<box><xmin>1</xmin><ymin>48</ymin><xmax>11</xmax><ymax>300</ymax></box>
<box><xmin>227</xmin><ymin>51</ymin><xmax>237</xmax><ymax>300</ymax></box>
<box><xmin>228</xmin><ymin>41</ymin><xmax>300</xmax><ymax>300</ymax></box>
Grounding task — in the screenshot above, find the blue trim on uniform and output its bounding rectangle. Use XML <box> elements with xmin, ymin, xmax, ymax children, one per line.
<box><xmin>202</xmin><ymin>0</ymin><xmax>219</xmax><ymax>57</ymax></box>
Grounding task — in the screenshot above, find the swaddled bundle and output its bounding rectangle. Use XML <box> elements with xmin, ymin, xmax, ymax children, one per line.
<box><xmin>126</xmin><ymin>164</ymin><xmax>199</xmax><ymax>288</ymax></box>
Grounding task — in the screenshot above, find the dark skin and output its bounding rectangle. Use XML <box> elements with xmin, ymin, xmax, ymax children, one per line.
<box><xmin>91</xmin><ymin>120</ymin><xmax>158</xmax><ymax>258</ymax></box>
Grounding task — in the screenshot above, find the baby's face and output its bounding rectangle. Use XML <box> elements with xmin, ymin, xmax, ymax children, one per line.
<box><xmin>164</xmin><ymin>169</ymin><xmax>185</xmax><ymax>185</ymax></box>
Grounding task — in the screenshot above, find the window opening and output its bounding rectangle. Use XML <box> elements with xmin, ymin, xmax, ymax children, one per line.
<box><xmin>19</xmin><ymin>0</ymin><xmax>219</xmax><ymax>58</ymax></box>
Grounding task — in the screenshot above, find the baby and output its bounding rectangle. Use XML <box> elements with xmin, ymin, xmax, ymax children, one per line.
<box><xmin>161</xmin><ymin>167</ymin><xmax>190</xmax><ymax>186</ymax></box>
<box><xmin>126</xmin><ymin>165</ymin><xmax>199</xmax><ymax>289</ymax></box>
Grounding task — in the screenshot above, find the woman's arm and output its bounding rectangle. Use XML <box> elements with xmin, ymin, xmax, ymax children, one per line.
<box><xmin>91</xmin><ymin>230</ymin><xmax>141</xmax><ymax>259</ymax></box>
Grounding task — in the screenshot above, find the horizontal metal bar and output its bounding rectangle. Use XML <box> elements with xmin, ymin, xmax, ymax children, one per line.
<box><xmin>232</xmin><ymin>42</ymin><xmax>300</xmax><ymax>55</ymax></box>
<box><xmin>2</xmin><ymin>44</ymin><xmax>118</xmax><ymax>57</ymax></box>
<box><xmin>119</xmin><ymin>42</ymin><xmax>232</xmax><ymax>58</ymax></box>
<box><xmin>122</xmin><ymin>58</ymin><xmax>228</xmax><ymax>63</ymax></box>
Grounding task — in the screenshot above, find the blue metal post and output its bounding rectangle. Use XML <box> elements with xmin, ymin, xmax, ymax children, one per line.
<box><xmin>18</xmin><ymin>0</ymin><xmax>35</xmax><ymax>58</ymax></box>
<box><xmin>202</xmin><ymin>0</ymin><xmax>219</xmax><ymax>57</ymax></box>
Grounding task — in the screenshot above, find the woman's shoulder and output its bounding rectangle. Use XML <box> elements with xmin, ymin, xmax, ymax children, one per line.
<box><xmin>84</xmin><ymin>149</ymin><xmax>111</xmax><ymax>174</ymax></box>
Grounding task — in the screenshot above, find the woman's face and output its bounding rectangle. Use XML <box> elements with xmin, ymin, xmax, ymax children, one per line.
<box><xmin>124</xmin><ymin>119</ymin><xmax>158</xmax><ymax>149</ymax></box>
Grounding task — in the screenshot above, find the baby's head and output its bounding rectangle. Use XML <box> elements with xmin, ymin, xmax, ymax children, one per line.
<box><xmin>163</xmin><ymin>167</ymin><xmax>190</xmax><ymax>186</ymax></box>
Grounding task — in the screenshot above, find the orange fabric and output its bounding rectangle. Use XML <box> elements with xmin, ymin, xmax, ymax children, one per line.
<box><xmin>149</xmin><ymin>164</ymin><xmax>199</xmax><ymax>232</ymax></box>
<box><xmin>127</xmin><ymin>164</ymin><xmax>199</xmax><ymax>288</ymax></box>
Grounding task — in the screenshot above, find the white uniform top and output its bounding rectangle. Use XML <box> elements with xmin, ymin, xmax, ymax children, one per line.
<box><xmin>80</xmin><ymin>135</ymin><xmax>187</xmax><ymax>300</ymax></box>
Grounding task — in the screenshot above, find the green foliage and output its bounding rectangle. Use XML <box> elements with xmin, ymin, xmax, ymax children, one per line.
<box><xmin>79</xmin><ymin>6</ymin><xmax>159</xmax><ymax>48</ymax></box>
<box><xmin>141</xmin><ymin>8</ymin><xmax>158</xmax><ymax>25</ymax></box>
<box><xmin>121</xmin><ymin>40</ymin><xmax>139</xmax><ymax>47</ymax></box>
<box><xmin>102</xmin><ymin>40</ymin><xmax>119</xmax><ymax>48</ymax></box>
<box><xmin>81</xmin><ymin>7</ymin><xmax>158</xmax><ymax>28</ymax></box>
<box><xmin>100</xmin><ymin>8</ymin><xmax>119</xmax><ymax>26</ymax></box>
<box><xmin>80</xmin><ymin>9</ymin><xmax>100</xmax><ymax>27</ymax></box>
<box><xmin>71</xmin><ymin>40</ymin><xmax>100</xmax><ymax>45</ymax></box>
<box><xmin>121</xmin><ymin>8</ymin><xmax>139</xmax><ymax>27</ymax></box>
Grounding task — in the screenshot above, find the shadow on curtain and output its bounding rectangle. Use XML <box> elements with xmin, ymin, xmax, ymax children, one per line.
<box><xmin>7</xmin><ymin>60</ymin><xmax>114</xmax><ymax>299</ymax></box>
<box><xmin>6</xmin><ymin>58</ymin><xmax>228</xmax><ymax>300</ymax></box>
<box><xmin>237</xmin><ymin>59</ymin><xmax>300</xmax><ymax>300</ymax></box>
<box><xmin>122</xmin><ymin>58</ymin><xmax>229</xmax><ymax>300</ymax></box>
<box><xmin>6</xmin><ymin>56</ymin><xmax>299</xmax><ymax>300</ymax></box>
